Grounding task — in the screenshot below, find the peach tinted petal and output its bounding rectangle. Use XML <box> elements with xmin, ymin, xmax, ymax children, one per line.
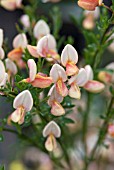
<box><xmin>98</xmin><ymin>71</ymin><xmax>112</xmax><ymax>84</ymax></box>
<box><xmin>43</xmin><ymin>121</ymin><xmax>61</xmax><ymax>138</ymax></box>
<box><xmin>84</xmin><ymin>80</ymin><xmax>105</xmax><ymax>93</ymax></box>
<box><xmin>27</xmin><ymin>59</ymin><xmax>37</xmax><ymax>82</ymax></box>
<box><xmin>56</xmin><ymin>79</ymin><xmax>68</xmax><ymax>97</ymax></box>
<box><xmin>33</xmin><ymin>20</ymin><xmax>50</xmax><ymax>40</ymax></box>
<box><xmin>61</xmin><ymin>44</ymin><xmax>78</xmax><ymax>67</ymax></box>
<box><xmin>13</xmin><ymin>90</ymin><xmax>33</xmax><ymax>111</ymax></box>
<box><xmin>30</xmin><ymin>74</ymin><xmax>52</xmax><ymax>88</ymax></box>
<box><xmin>51</xmin><ymin>101</ymin><xmax>65</xmax><ymax>116</ymax></box>
<box><xmin>45</xmin><ymin>135</ymin><xmax>57</xmax><ymax>152</ymax></box>
<box><xmin>66</xmin><ymin>62</ymin><xmax>79</xmax><ymax>76</ymax></box>
<box><xmin>69</xmin><ymin>83</ymin><xmax>81</xmax><ymax>99</ymax></box>
<box><xmin>27</xmin><ymin>45</ymin><xmax>39</xmax><ymax>58</ymax></box>
<box><xmin>8</xmin><ymin>47</ymin><xmax>23</xmax><ymax>60</ymax></box>
<box><xmin>78</xmin><ymin>0</ymin><xmax>99</xmax><ymax>11</ymax></box>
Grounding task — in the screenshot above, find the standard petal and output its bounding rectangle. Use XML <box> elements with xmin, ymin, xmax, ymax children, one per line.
<box><xmin>0</xmin><ymin>73</ymin><xmax>8</xmax><ymax>87</ymax></box>
<box><xmin>20</xmin><ymin>14</ymin><xmax>30</xmax><ymax>28</ymax></box>
<box><xmin>106</xmin><ymin>62</ymin><xmax>114</xmax><ymax>70</ymax></box>
<box><xmin>13</xmin><ymin>90</ymin><xmax>33</xmax><ymax>111</ymax></box>
<box><xmin>13</xmin><ymin>33</ymin><xmax>28</xmax><ymax>49</ymax></box>
<box><xmin>76</xmin><ymin>68</ymin><xmax>88</xmax><ymax>87</ymax></box>
<box><xmin>61</xmin><ymin>44</ymin><xmax>78</xmax><ymax>67</ymax></box>
<box><xmin>27</xmin><ymin>59</ymin><xmax>37</xmax><ymax>82</ymax></box>
<box><xmin>45</xmin><ymin>135</ymin><xmax>57</xmax><ymax>152</ymax></box>
<box><xmin>50</xmin><ymin>64</ymin><xmax>67</xmax><ymax>83</ymax></box>
<box><xmin>69</xmin><ymin>83</ymin><xmax>81</xmax><ymax>99</ymax></box>
<box><xmin>85</xmin><ymin>65</ymin><xmax>93</xmax><ymax>81</ymax></box>
<box><xmin>0</xmin><ymin>60</ymin><xmax>5</xmax><ymax>83</ymax></box>
<box><xmin>0</xmin><ymin>47</ymin><xmax>5</xmax><ymax>60</ymax></box>
<box><xmin>5</xmin><ymin>58</ymin><xmax>17</xmax><ymax>75</ymax></box>
<box><xmin>0</xmin><ymin>29</ymin><xmax>3</xmax><ymax>47</ymax></box>
<box><xmin>43</xmin><ymin>121</ymin><xmax>61</xmax><ymax>138</ymax></box>
<box><xmin>84</xmin><ymin>80</ymin><xmax>105</xmax><ymax>93</ymax></box>
<box><xmin>27</xmin><ymin>45</ymin><xmax>39</xmax><ymax>58</ymax></box>
<box><xmin>33</xmin><ymin>19</ymin><xmax>50</xmax><ymax>39</ymax></box>
<box><xmin>51</xmin><ymin>101</ymin><xmax>65</xmax><ymax>116</ymax></box>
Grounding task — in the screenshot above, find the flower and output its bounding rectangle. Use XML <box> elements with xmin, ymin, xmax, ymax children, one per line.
<box><xmin>98</xmin><ymin>62</ymin><xmax>114</xmax><ymax>84</ymax></box>
<box><xmin>37</xmin><ymin>34</ymin><xmax>60</xmax><ymax>61</ymax></box>
<box><xmin>8</xmin><ymin>90</ymin><xmax>33</xmax><ymax>125</ymax></box>
<box><xmin>43</xmin><ymin>121</ymin><xmax>61</xmax><ymax>152</ymax></box>
<box><xmin>83</xmin><ymin>7</ymin><xmax>100</xmax><ymax>29</ymax></box>
<box><xmin>5</xmin><ymin>58</ymin><xmax>17</xmax><ymax>82</ymax></box>
<box><xmin>0</xmin><ymin>0</ymin><xmax>22</xmax><ymax>11</ymax></box>
<box><xmin>84</xmin><ymin>65</ymin><xmax>105</xmax><ymax>93</ymax></box>
<box><xmin>23</xmin><ymin>59</ymin><xmax>52</xmax><ymax>88</ymax></box>
<box><xmin>8</xmin><ymin>33</ymin><xmax>28</xmax><ymax>68</ymax></box>
<box><xmin>48</xmin><ymin>85</ymin><xmax>65</xmax><ymax>116</ymax></box>
<box><xmin>27</xmin><ymin>45</ymin><xmax>39</xmax><ymax>58</ymax></box>
<box><xmin>33</xmin><ymin>20</ymin><xmax>50</xmax><ymax>40</ymax></box>
<box><xmin>61</xmin><ymin>44</ymin><xmax>79</xmax><ymax>76</ymax></box>
<box><xmin>20</xmin><ymin>14</ymin><xmax>30</xmax><ymax>29</ymax></box>
<box><xmin>0</xmin><ymin>28</ymin><xmax>5</xmax><ymax>60</ymax></box>
<box><xmin>68</xmin><ymin>68</ymin><xmax>88</xmax><ymax>99</ymax></box>
<box><xmin>77</xmin><ymin>0</ymin><xmax>103</xmax><ymax>11</ymax></box>
<box><xmin>50</xmin><ymin>64</ymin><xmax>68</xmax><ymax>97</ymax></box>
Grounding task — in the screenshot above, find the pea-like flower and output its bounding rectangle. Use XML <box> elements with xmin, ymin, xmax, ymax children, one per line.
<box><xmin>8</xmin><ymin>33</ymin><xmax>28</xmax><ymax>68</ymax></box>
<box><xmin>23</xmin><ymin>59</ymin><xmax>52</xmax><ymax>88</ymax></box>
<box><xmin>33</xmin><ymin>20</ymin><xmax>50</xmax><ymax>40</ymax></box>
<box><xmin>78</xmin><ymin>0</ymin><xmax>103</xmax><ymax>11</ymax></box>
<box><xmin>84</xmin><ymin>65</ymin><xmax>105</xmax><ymax>93</ymax></box>
<box><xmin>61</xmin><ymin>44</ymin><xmax>79</xmax><ymax>76</ymax></box>
<box><xmin>48</xmin><ymin>85</ymin><xmax>65</xmax><ymax>116</ymax></box>
<box><xmin>0</xmin><ymin>0</ymin><xmax>22</xmax><ymax>11</ymax></box>
<box><xmin>8</xmin><ymin>90</ymin><xmax>33</xmax><ymax>125</ymax></box>
<box><xmin>68</xmin><ymin>68</ymin><xmax>88</xmax><ymax>99</ymax></box>
<box><xmin>37</xmin><ymin>34</ymin><xmax>60</xmax><ymax>61</ymax></box>
<box><xmin>43</xmin><ymin>121</ymin><xmax>61</xmax><ymax>152</ymax></box>
<box><xmin>98</xmin><ymin>62</ymin><xmax>114</xmax><ymax>84</ymax></box>
<box><xmin>20</xmin><ymin>14</ymin><xmax>30</xmax><ymax>29</ymax></box>
<box><xmin>50</xmin><ymin>64</ymin><xmax>68</xmax><ymax>97</ymax></box>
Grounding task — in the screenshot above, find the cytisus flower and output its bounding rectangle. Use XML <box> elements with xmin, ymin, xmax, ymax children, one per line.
<box><xmin>84</xmin><ymin>65</ymin><xmax>105</xmax><ymax>93</ymax></box>
<box><xmin>0</xmin><ymin>0</ymin><xmax>22</xmax><ymax>11</ymax></box>
<box><xmin>8</xmin><ymin>33</ymin><xmax>28</xmax><ymax>68</ymax></box>
<box><xmin>98</xmin><ymin>62</ymin><xmax>114</xmax><ymax>84</ymax></box>
<box><xmin>83</xmin><ymin>7</ymin><xmax>100</xmax><ymax>30</ymax></box>
<box><xmin>33</xmin><ymin>20</ymin><xmax>50</xmax><ymax>40</ymax></box>
<box><xmin>43</xmin><ymin>121</ymin><xmax>61</xmax><ymax>152</ymax></box>
<box><xmin>0</xmin><ymin>28</ymin><xmax>5</xmax><ymax>60</ymax></box>
<box><xmin>5</xmin><ymin>58</ymin><xmax>17</xmax><ymax>82</ymax></box>
<box><xmin>37</xmin><ymin>34</ymin><xmax>59</xmax><ymax>61</ymax></box>
<box><xmin>48</xmin><ymin>85</ymin><xmax>65</xmax><ymax>116</ymax></box>
<box><xmin>50</xmin><ymin>64</ymin><xmax>68</xmax><ymax>97</ymax></box>
<box><xmin>8</xmin><ymin>90</ymin><xmax>33</xmax><ymax>125</ymax></box>
<box><xmin>23</xmin><ymin>59</ymin><xmax>52</xmax><ymax>88</ymax></box>
<box><xmin>27</xmin><ymin>45</ymin><xmax>39</xmax><ymax>58</ymax></box>
<box><xmin>61</xmin><ymin>44</ymin><xmax>79</xmax><ymax>76</ymax></box>
<box><xmin>78</xmin><ymin>0</ymin><xmax>103</xmax><ymax>11</ymax></box>
<box><xmin>68</xmin><ymin>68</ymin><xmax>87</xmax><ymax>99</ymax></box>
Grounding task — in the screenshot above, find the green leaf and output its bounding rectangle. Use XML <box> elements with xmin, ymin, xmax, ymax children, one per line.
<box><xmin>0</xmin><ymin>165</ymin><xmax>5</xmax><ymax>170</ymax></box>
<box><xmin>0</xmin><ymin>134</ymin><xmax>4</xmax><ymax>142</ymax></box>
